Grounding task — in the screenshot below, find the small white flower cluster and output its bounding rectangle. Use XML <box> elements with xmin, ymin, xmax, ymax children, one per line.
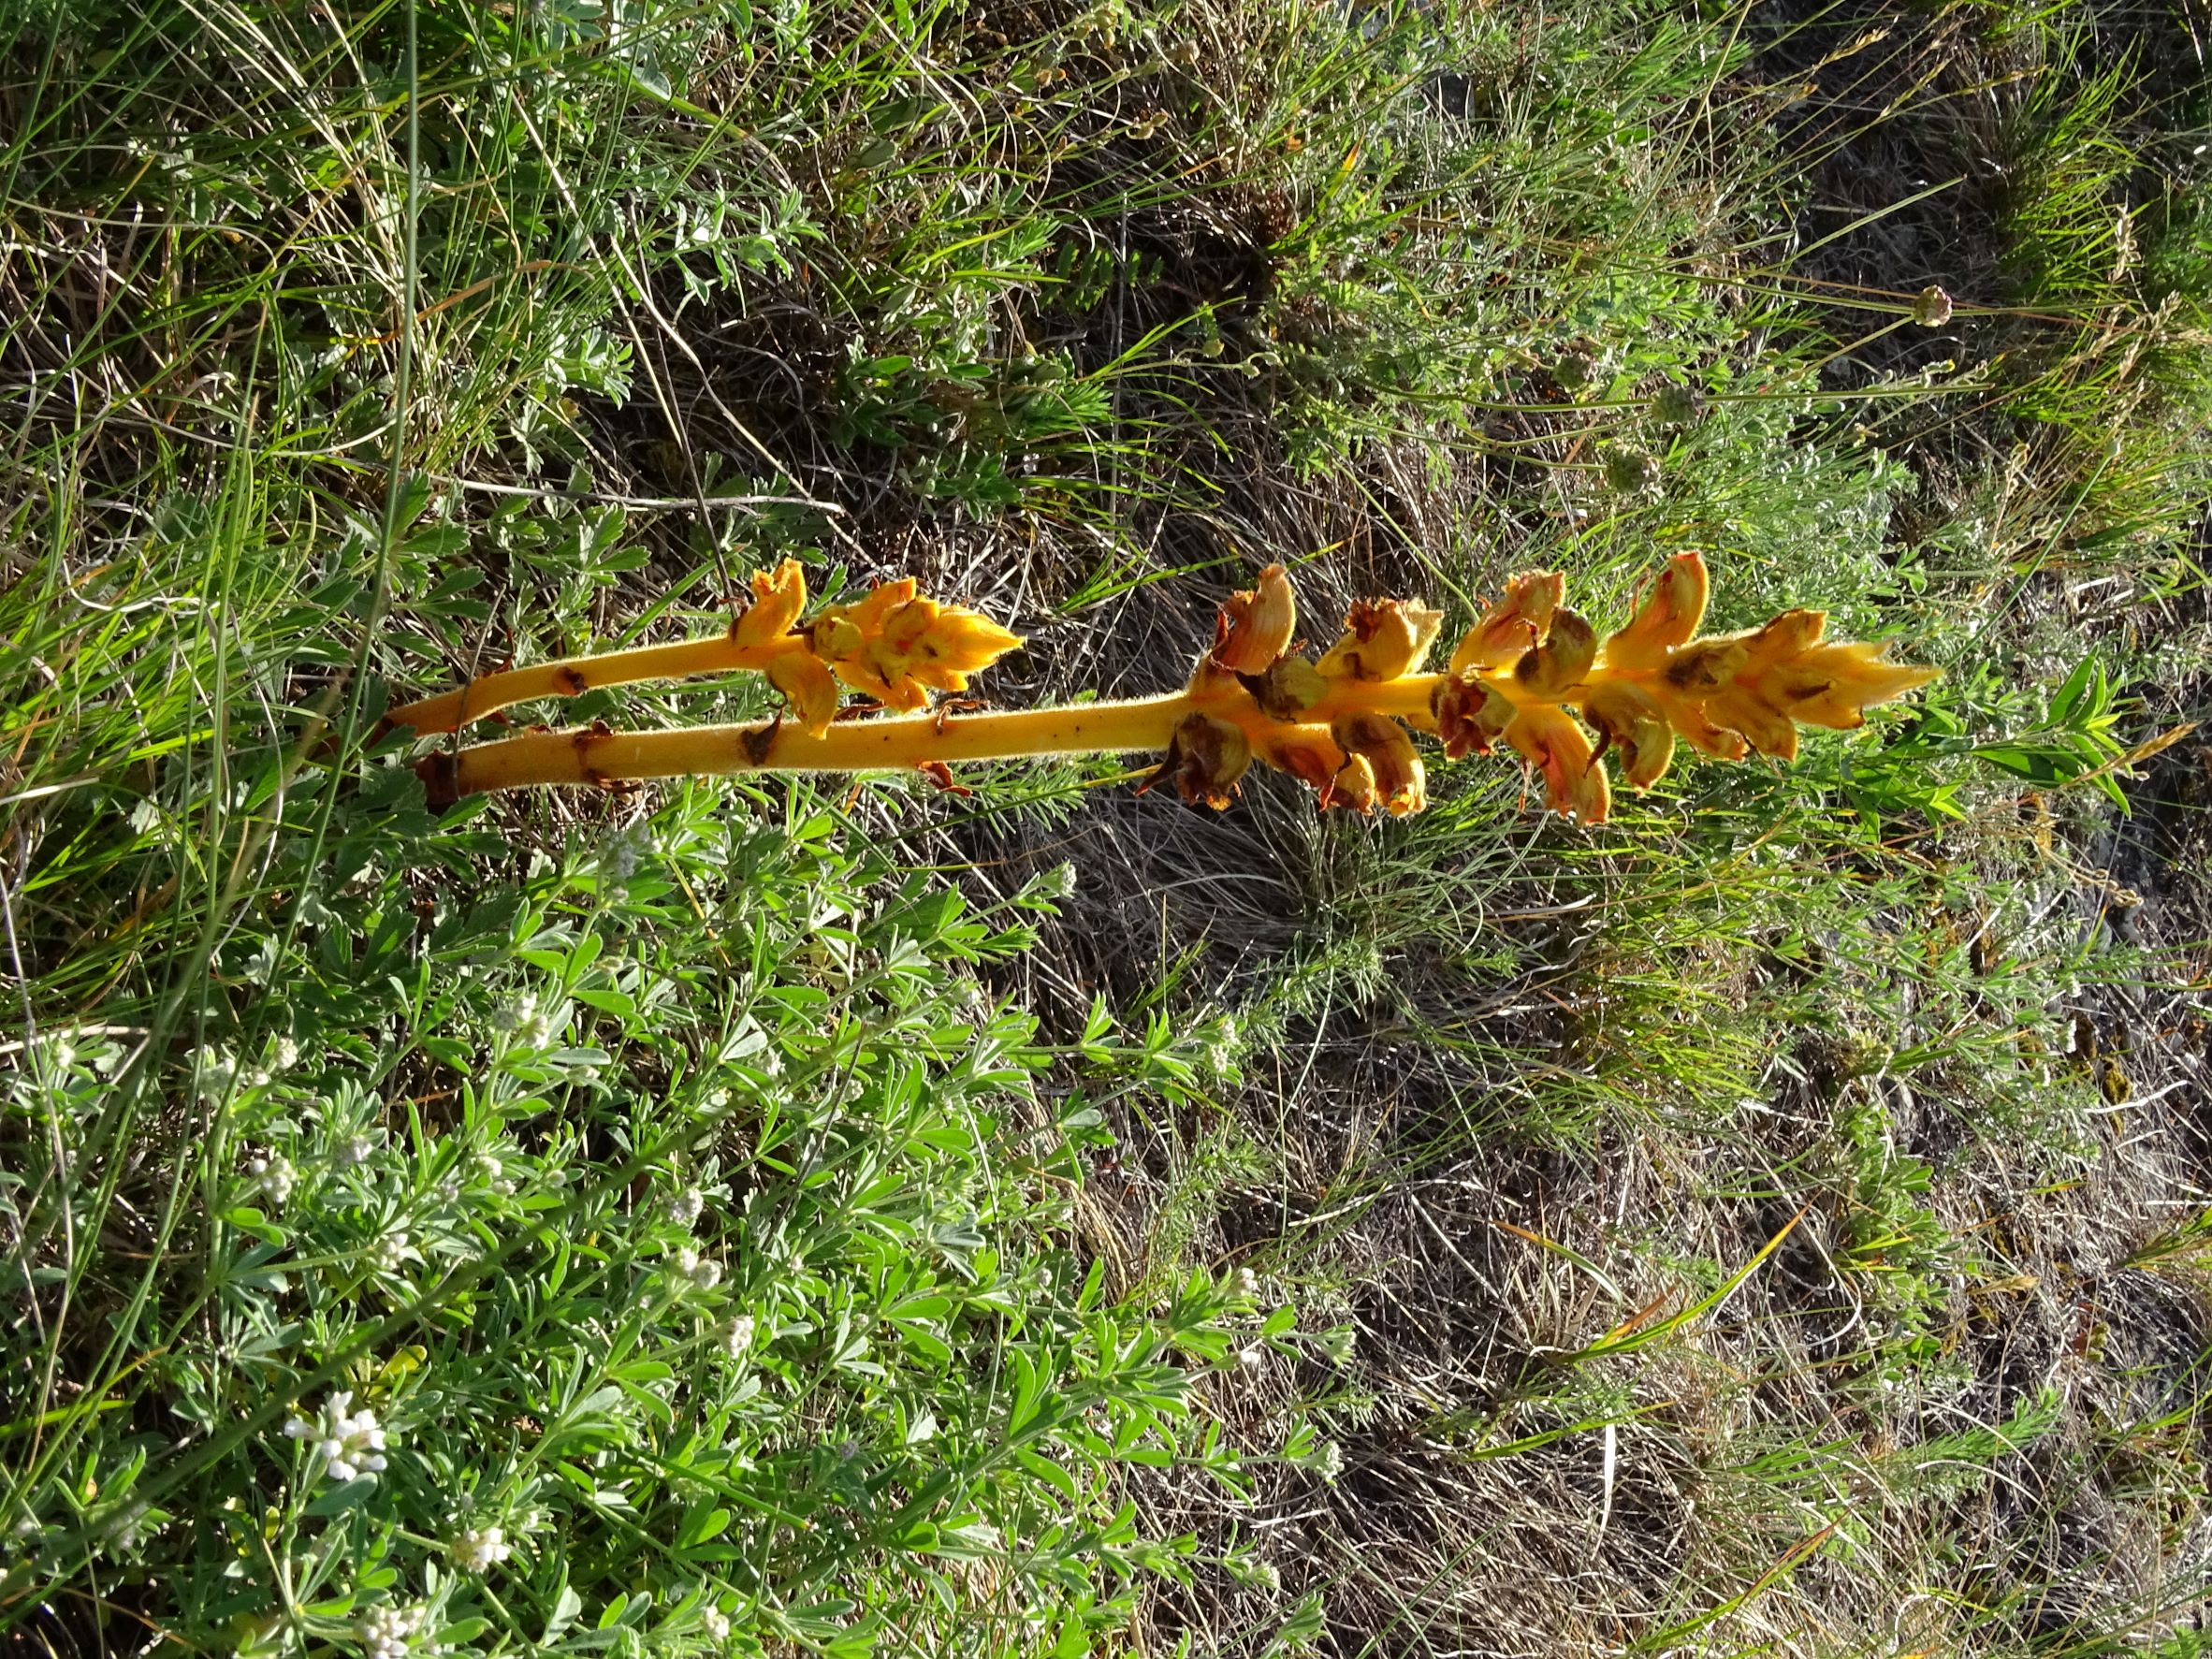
<box><xmin>370</xmin><ymin>1230</ymin><xmax>411</xmax><ymax>1273</ymax></box>
<box><xmin>246</xmin><ymin>1153</ymin><xmax>297</xmax><ymax>1207</ymax></box>
<box><xmin>193</xmin><ymin>1047</ymin><xmax>239</xmax><ymax>1103</ymax></box>
<box><xmin>284</xmin><ymin>1391</ymin><xmax>391</xmax><ymax>1482</ymax></box>
<box><xmin>448</xmin><ymin>1524</ymin><xmax>511</xmax><ymax>1573</ymax></box>
<box><xmin>1231</xmin><ymin>1267</ymin><xmax>1259</xmax><ymax>1299</ymax></box>
<box><xmin>355</xmin><ymin>1604</ymin><xmax>429</xmax><ymax>1659</ymax></box>
<box><xmin>493</xmin><ymin>993</ymin><xmax>558</xmax><ymax>1050</ymax></box>
<box><xmin>670</xmin><ymin>1247</ymin><xmax>722</xmax><ymax>1292</ymax></box>
<box><xmin>721</xmin><ymin>1314</ymin><xmax>756</xmax><ymax>1357</ymax></box>
<box><xmin>333</xmin><ymin>1130</ymin><xmax>382</xmax><ymax>1171</ymax></box>
<box><xmin>1237</xmin><ymin>1346</ymin><xmax>1264</xmax><ymax>1371</ymax></box>
<box><xmin>473</xmin><ymin>1151</ymin><xmax>517</xmax><ymax>1196</ymax></box>
<box><xmin>1313</xmin><ymin>1441</ymin><xmax>1345</xmax><ymax>1484</ymax></box>
<box><xmin>666</xmin><ymin>1186</ymin><xmax>706</xmax><ymax>1229</ymax></box>
<box><xmin>700</xmin><ymin>1607</ymin><xmax>731</xmax><ymax>1643</ymax></box>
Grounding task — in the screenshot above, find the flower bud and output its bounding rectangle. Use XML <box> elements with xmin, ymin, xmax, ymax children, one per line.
<box><xmin>809</xmin><ymin>578</ymin><xmax>1021</xmax><ymax>708</ymax></box>
<box><xmin>1214</xmin><ymin>565</ymin><xmax>1297</xmax><ymax>674</ymax></box>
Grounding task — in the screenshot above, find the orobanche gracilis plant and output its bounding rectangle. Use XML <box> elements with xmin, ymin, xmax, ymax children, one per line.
<box><xmin>388</xmin><ymin>554</ymin><xmax>1937</xmax><ymax>818</ymax></box>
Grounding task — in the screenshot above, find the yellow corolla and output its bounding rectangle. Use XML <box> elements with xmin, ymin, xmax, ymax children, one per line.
<box><xmin>733</xmin><ymin>559</ymin><xmax>808</xmax><ymax>648</ymax></box>
<box><xmin>811</xmin><ymin>578</ymin><xmax>1025</xmax><ymax>709</ymax></box>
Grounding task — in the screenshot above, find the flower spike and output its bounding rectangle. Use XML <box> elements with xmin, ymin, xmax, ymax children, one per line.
<box><xmin>395</xmin><ymin>552</ymin><xmax>1935</xmax><ymax>819</ymax></box>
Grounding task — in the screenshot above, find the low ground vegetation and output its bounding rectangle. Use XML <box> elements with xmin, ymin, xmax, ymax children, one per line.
<box><xmin>3</xmin><ymin>0</ymin><xmax>2209</xmax><ymax>1653</ymax></box>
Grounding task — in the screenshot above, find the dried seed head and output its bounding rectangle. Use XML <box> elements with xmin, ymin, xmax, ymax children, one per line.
<box><xmin>1913</xmin><ymin>284</ymin><xmax>1954</xmax><ymax>327</ymax></box>
<box><xmin>1214</xmin><ymin>565</ymin><xmax>1298</xmax><ymax>674</ymax></box>
<box><xmin>1652</xmin><ymin>383</ymin><xmax>1707</xmax><ymax>427</ymax></box>
<box><xmin>1603</xmin><ymin>447</ymin><xmax>1662</xmax><ymax>496</ymax></box>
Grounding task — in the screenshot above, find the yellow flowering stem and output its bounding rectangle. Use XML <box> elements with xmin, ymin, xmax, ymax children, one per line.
<box><xmin>410</xmin><ymin>670</ymin><xmax>1560</xmax><ymax>801</ymax></box>
<box><xmin>382</xmin><ymin>633</ymin><xmax>807</xmax><ymax>737</ymax></box>
<box><xmin>421</xmin><ymin>694</ymin><xmax>1196</xmax><ymax>799</ymax></box>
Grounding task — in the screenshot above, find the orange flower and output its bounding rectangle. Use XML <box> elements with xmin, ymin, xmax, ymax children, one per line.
<box><xmin>811</xmin><ymin>579</ymin><xmax>1023</xmax><ymax>709</ymax></box>
<box><xmin>1332</xmin><ymin>712</ymin><xmax>1425</xmax><ymax>816</ymax></box>
<box><xmin>1450</xmin><ymin>571</ymin><xmax>1564</xmax><ymax>676</ymax></box>
<box><xmin>1581</xmin><ymin>681</ymin><xmax>1675</xmax><ymax>790</ymax></box>
<box><xmin>766</xmin><ymin>650</ymin><xmax>839</xmax><ymax>737</ymax></box>
<box><xmin>734</xmin><ymin>560</ymin><xmax>808</xmax><ymax>648</ymax></box>
<box><xmin>1328</xmin><ymin>749</ymin><xmax>1379</xmax><ymax>814</ymax></box>
<box><xmin>1317</xmin><ymin>600</ymin><xmax>1444</xmax><ymax>682</ymax></box>
<box><xmin>1214</xmin><ymin>564</ymin><xmax>1298</xmax><ymax>674</ymax></box>
<box><xmin>1597</xmin><ymin>551</ymin><xmax>1708</xmax><ymax>672</ymax></box>
<box><xmin>1506</xmin><ymin>704</ymin><xmax>1610</xmax><ymax>823</ymax></box>
<box><xmin>1259</xmin><ymin>725</ymin><xmax>1346</xmax><ymax>793</ymax></box>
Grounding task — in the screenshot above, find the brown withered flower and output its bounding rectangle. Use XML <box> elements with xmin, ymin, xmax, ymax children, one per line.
<box><xmin>1433</xmin><ymin>677</ymin><xmax>1517</xmax><ymax>760</ymax></box>
<box><xmin>1148</xmin><ymin>712</ymin><xmax>1253</xmax><ymax>808</ymax></box>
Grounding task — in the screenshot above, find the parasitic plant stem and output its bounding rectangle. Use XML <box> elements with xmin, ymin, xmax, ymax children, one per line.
<box><xmin>389</xmin><ymin>555</ymin><xmax>1937</xmax><ymax>822</ymax></box>
<box><xmin>384</xmin><ymin>633</ymin><xmax>803</xmax><ymax>736</ymax></box>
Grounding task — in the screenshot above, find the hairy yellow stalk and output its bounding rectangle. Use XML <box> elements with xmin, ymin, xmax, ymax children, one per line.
<box><xmin>415</xmin><ymin>677</ymin><xmax>1455</xmax><ymax>802</ymax></box>
<box><xmin>383</xmin><ymin>632</ymin><xmax>804</xmax><ymax>737</ymax></box>
<box><xmin>394</xmin><ymin>554</ymin><xmax>1937</xmax><ymax>820</ymax></box>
